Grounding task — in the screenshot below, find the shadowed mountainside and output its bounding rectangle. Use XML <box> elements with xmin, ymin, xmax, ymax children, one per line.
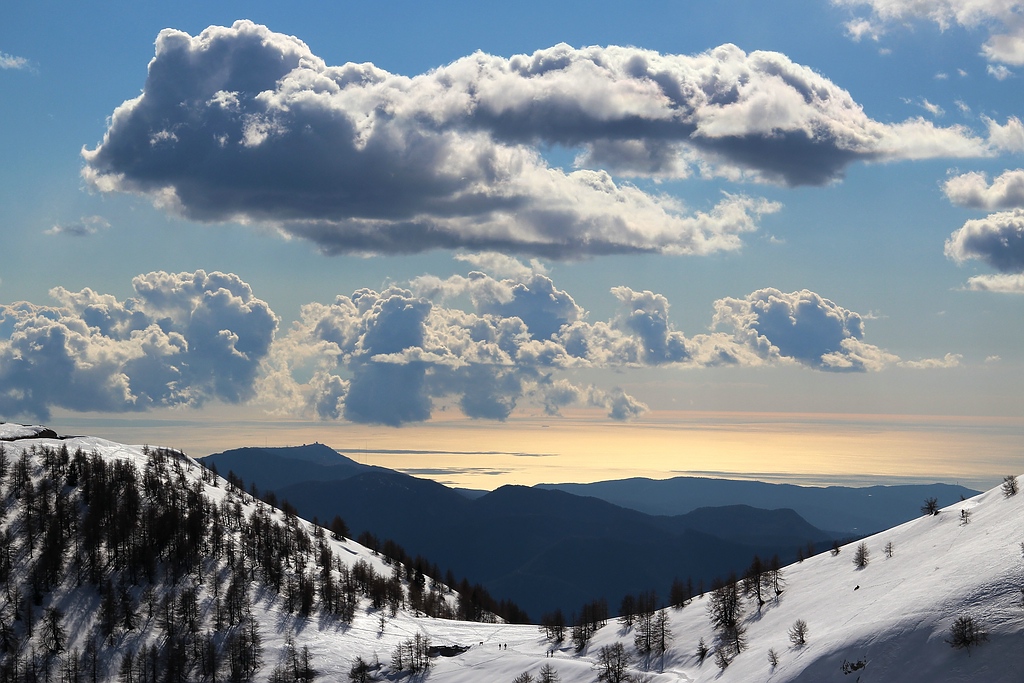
<box><xmin>205</xmin><ymin>448</ymin><xmax>841</xmax><ymax>617</ymax></box>
<box><xmin>537</xmin><ymin>476</ymin><xmax>980</xmax><ymax>534</ymax></box>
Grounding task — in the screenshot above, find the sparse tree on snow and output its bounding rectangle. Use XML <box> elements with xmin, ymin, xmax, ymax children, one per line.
<box><xmin>1002</xmin><ymin>474</ymin><xmax>1019</xmax><ymax>497</ymax></box>
<box><xmin>947</xmin><ymin>614</ymin><xmax>987</xmax><ymax>653</ymax></box>
<box><xmin>538</xmin><ymin>662</ymin><xmax>560</xmax><ymax>683</ymax></box>
<box><xmin>348</xmin><ymin>656</ymin><xmax>373</xmax><ymax>682</ymax></box>
<box><xmin>853</xmin><ymin>542</ymin><xmax>870</xmax><ymax>569</ymax></box>
<box><xmin>789</xmin><ymin>619</ymin><xmax>809</xmax><ymax>647</ymax></box>
<box><xmin>767</xmin><ymin>647</ymin><xmax>779</xmax><ymax>667</ymax></box>
<box><xmin>884</xmin><ymin>541</ymin><xmax>894</xmax><ymax>558</ymax></box>
<box><xmin>594</xmin><ymin>643</ymin><xmax>631</xmax><ymax>683</ymax></box>
<box><xmin>695</xmin><ymin>637</ymin><xmax>710</xmax><ymax>664</ymax></box>
<box><xmin>922</xmin><ymin>497</ymin><xmax>940</xmax><ymax>515</ymax></box>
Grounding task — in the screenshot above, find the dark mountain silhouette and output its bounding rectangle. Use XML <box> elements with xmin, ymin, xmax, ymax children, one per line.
<box><xmin>649</xmin><ymin>504</ymin><xmax>836</xmax><ymax>547</ymax></box>
<box><xmin>537</xmin><ymin>476</ymin><xmax>980</xmax><ymax>535</ymax></box>
<box><xmin>203</xmin><ymin>443</ymin><xmax>371</xmax><ymax>490</ymax></box>
<box><xmin>209</xmin><ymin>452</ymin><xmax>840</xmax><ymax>617</ymax></box>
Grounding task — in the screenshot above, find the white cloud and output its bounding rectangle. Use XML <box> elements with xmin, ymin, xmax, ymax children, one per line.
<box><xmin>964</xmin><ymin>273</ymin><xmax>1024</xmax><ymax>292</ymax></box>
<box><xmin>0</xmin><ymin>51</ymin><xmax>29</xmax><ymax>70</ymax></box>
<box><xmin>1</xmin><ymin>259</ymin><xmax>957</xmax><ymax>424</ymax></box>
<box><xmin>844</xmin><ymin>18</ymin><xmax>884</xmax><ymax>41</ymax></box>
<box><xmin>987</xmin><ymin>64</ymin><xmax>1014</xmax><ymax>80</ymax></box>
<box><xmin>81</xmin><ymin>21</ymin><xmax>997</xmax><ymax>257</ymax></box>
<box><xmin>455</xmin><ymin>252</ymin><xmax>547</xmax><ymax>280</ymax></box>
<box><xmin>899</xmin><ymin>352</ymin><xmax>963</xmax><ymax>369</ymax></box>
<box><xmin>945</xmin><ymin>208</ymin><xmax>1024</xmax><ymax>272</ymax></box>
<box><xmin>920</xmin><ymin>99</ymin><xmax>945</xmax><ymax>117</ymax></box>
<box><xmin>943</xmin><ymin>169</ymin><xmax>1024</xmax><ymax>209</ymax></box>
<box><xmin>985</xmin><ymin>116</ymin><xmax>1024</xmax><ymax>152</ymax></box>
<box><xmin>834</xmin><ymin>0</ymin><xmax>1024</xmax><ymax>65</ymax></box>
<box><xmin>710</xmin><ymin>288</ymin><xmax>895</xmax><ymax>371</ymax></box>
<box><xmin>44</xmin><ymin>215</ymin><xmax>110</xmax><ymax>237</ymax></box>
<box><xmin>0</xmin><ymin>271</ymin><xmax>278</xmax><ymax>420</ymax></box>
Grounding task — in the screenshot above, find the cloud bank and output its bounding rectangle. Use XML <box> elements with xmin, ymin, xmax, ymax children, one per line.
<box><xmin>82</xmin><ymin>21</ymin><xmax>999</xmax><ymax>257</ymax></box>
<box><xmin>835</xmin><ymin>0</ymin><xmax>1024</xmax><ymax>65</ymax></box>
<box><xmin>0</xmin><ymin>270</ymin><xmax>278</xmax><ymax>419</ymax></box>
<box><xmin>0</xmin><ymin>260</ymin><xmax>960</xmax><ymax>424</ymax></box>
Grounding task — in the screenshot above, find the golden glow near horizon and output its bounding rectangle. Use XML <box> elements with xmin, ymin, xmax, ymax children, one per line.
<box><xmin>50</xmin><ymin>408</ymin><xmax>1022</xmax><ymax>491</ymax></box>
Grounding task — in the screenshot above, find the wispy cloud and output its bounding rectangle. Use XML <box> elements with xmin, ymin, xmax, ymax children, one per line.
<box><xmin>338</xmin><ymin>447</ymin><xmax>556</xmax><ymax>458</ymax></box>
<box><xmin>920</xmin><ymin>99</ymin><xmax>944</xmax><ymax>117</ymax></box>
<box><xmin>44</xmin><ymin>215</ymin><xmax>110</xmax><ymax>237</ymax></box>
<box><xmin>963</xmin><ymin>273</ymin><xmax>1024</xmax><ymax>293</ymax></box>
<box><xmin>835</xmin><ymin>0</ymin><xmax>1024</xmax><ymax>65</ymax></box>
<box><xmin>987</xmin><ymin>64</ymin><xmax>1014</xmax><ymax>80</ymax></box>
<box><xmin>0</xmin><ymin>51</ymin><xmax>30</xmax><ymax>70</ymax></box>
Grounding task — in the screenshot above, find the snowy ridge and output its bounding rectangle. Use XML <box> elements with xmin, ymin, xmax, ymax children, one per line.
<box><xmin>0</xmin><ymin>422</ymin><xmax>56</xmax><ymax>440</ymax></box>
<box><xmin>0</xmin><ymin>432</ymin><xmax>1021</xmax><ymax>682</ymax></box>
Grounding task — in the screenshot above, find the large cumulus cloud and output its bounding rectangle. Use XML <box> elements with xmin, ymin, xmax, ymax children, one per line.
<box><xmin>82</xmin><ymin>21</ymin><xmax>999</xmax><ymax>257</ymax></box>
<box><xmin>0</xmin><ymin>270</ymin><xmax>277</xmax><ymax>419</ymax></box>
<box><xmin>945</xmin><ymin>209</ymin><xmax>1024</xmax><ymax>291</ymax></box>
<box><xmin>259</xmin><ymin>258</ymin><xmax>953</xmax><ymax>425</ymax></box>
<box><xmin>268</xmin><ymin>280</ymin><xmax>600</xmax><ymax>426</ymax></box>
<box><xmin>711</xmin><ymin>288</ymin><xmax>897</xmax><ymax>371</ymax></box>
<box><xmin>835</xmin><ymin>0</ymin><xmax>1024</xmax><ymax>65</ymax></box>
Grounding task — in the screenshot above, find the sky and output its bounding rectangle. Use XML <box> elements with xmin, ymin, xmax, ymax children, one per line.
<box><xmin>1</xmin><ymin>1</ymin><xmax>1022</xmax><ymax>489</ymax></box>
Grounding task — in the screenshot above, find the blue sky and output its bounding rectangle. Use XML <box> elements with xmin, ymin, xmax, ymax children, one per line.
<box><xmin>1</xmin><ymin>1</ymin><xmax>1022</xmax><ymax>482</ymax></box>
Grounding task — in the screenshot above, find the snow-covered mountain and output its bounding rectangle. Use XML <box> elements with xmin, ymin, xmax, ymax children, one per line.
<box><xmin>1</xmin><ymin>423</ymin><xmax>1021</xmax><ymax>682</ymax></box>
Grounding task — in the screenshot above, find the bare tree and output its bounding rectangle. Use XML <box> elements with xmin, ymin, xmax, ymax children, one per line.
<box><xmin>595</xmin><ymin>643</ymin><xmax>631</xmax><ymax>683</ymax></box>
<box><xmin>538</xmin><ymin>663</ymin><xmax>560</xmax><ymax>683</ymax></box>
<box><xmin>714</xmin><ymin>646</ymin><xmax>731</xmax><ymax>670</ymax></box>
<box><xmin>853</xmin><ymin>542</ymin><xmax>870</xmax><ymax>569</ymax></box>
<box><xmin>767</xmin><ymin>648</ymin><xmax>779</xmax><ymax>667</ymax></box>
<box><xmin>921</xmin><ymin>497</ymin><xmax>940</xmax><ymax>515</ymax></box>
<box><xmin>789</xmin><ymin>619</ymin><xmax>809</xmax><ymax>647</ymax></box>
<box><xmin>707</xmin><ymin>576</ymin><xmax>745</xmax><ymax>653</ymax></box>
<box><xmin>884</xmin><ymin>541</ymin><xmax>894</xmax><ymax>558</ymax></box>
<box><xmin>947</xmin><ymin>615</ymin><xmax>987</xmax><ymax>654</ymax></box>
<box><xmin>695</xmin><ymin>637</ymin><xmax>710</xmax><ymax>664</ymax></box>
<box><xmin>1002</xmin><ymin>474</ymin><xmax>1019</xmax><ymax>497</ymax></box>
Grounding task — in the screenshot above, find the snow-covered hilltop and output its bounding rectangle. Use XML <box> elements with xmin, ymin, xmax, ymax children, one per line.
<box><xmin>0</xmin><ymin>425</ymin><xmax>1021</xmax><ymax>681</ymax></box>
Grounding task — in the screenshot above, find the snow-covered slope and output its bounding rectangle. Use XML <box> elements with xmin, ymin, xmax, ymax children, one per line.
<box><xmin>0</xmin><ymin>421</ymin><xmax>57</xmax><ymax>440</ymax></box>
<box><xmin>1</xmin><ymin>430</ymin><xmax>1020</xmax><ymax>682</ymax></box>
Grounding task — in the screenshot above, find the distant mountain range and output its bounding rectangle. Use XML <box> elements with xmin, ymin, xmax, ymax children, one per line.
<box><xmin>537</xmin><ymin>476</ymin><xmax>980</xmax><ymax>535</ymax></box>
<box><xmin>198</xmin><ymin>444</ymin><xmax>982</xmax><ymax>618</ymax></box>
